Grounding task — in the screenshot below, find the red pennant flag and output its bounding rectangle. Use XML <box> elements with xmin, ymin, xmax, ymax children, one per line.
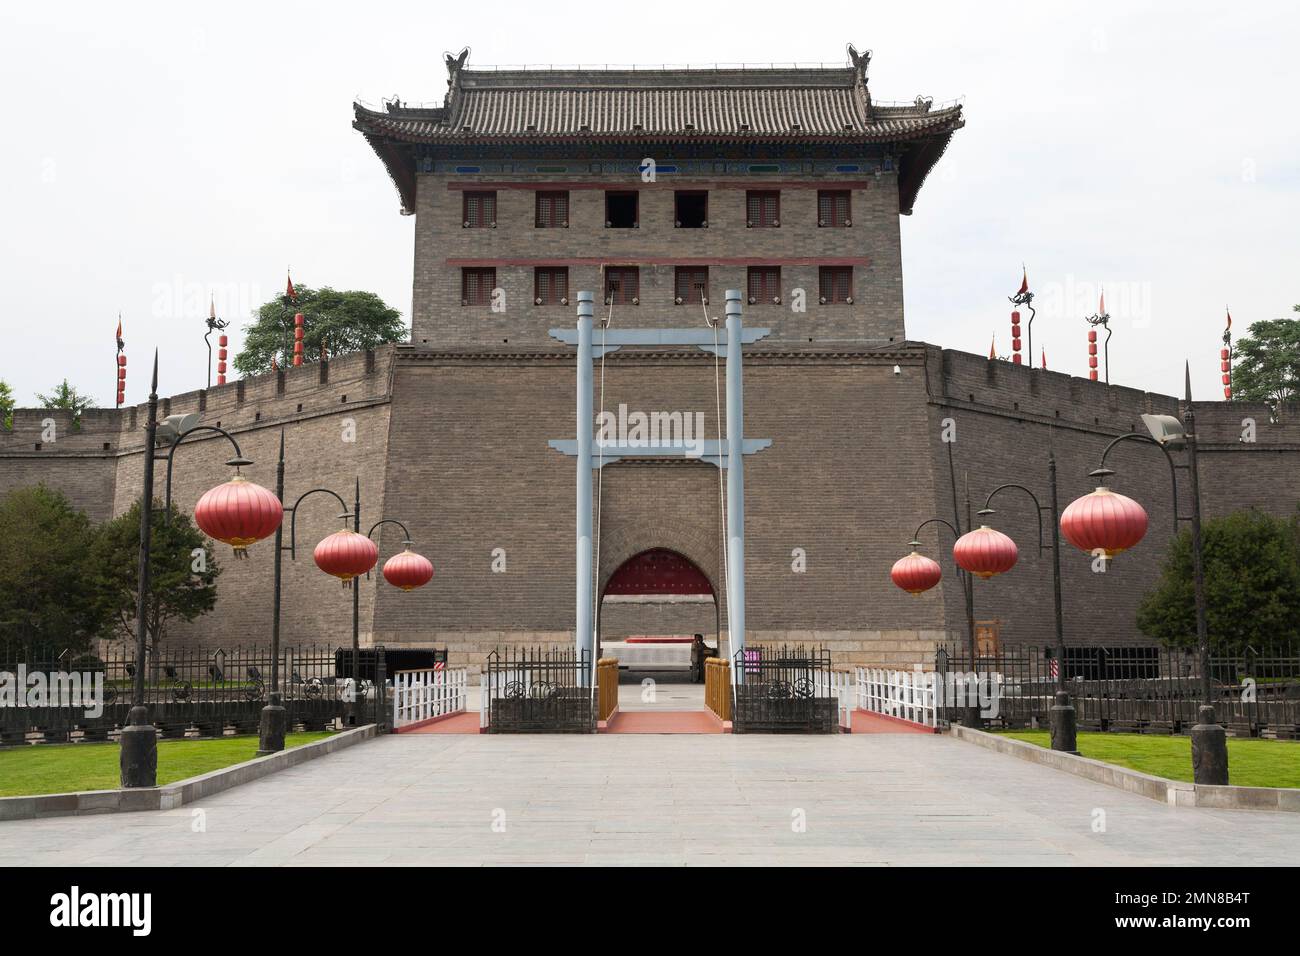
<box><xmin>1225</xmin><ymin>307</ymin><xmax>1232</xmax><ymax>331</ymax></box>
<box><xmin>209</xmin><ymin>295</ymin><xmax>216</xmax><ymax>319</ymax></box>
<box><xmin>286</xmin><ymin>272</ymin><xmax>297</xmax><ymax>301</ymax></box>
<box><xmin>1041</xmin><ymin>347</ymin><xmax>1047</xmax><ymax>369</ymax></box>
<box><xmin>1099</xmin><ymin>289</ymin><xmax>1106</xmax><ymax>315</ymax></box>
<box><xmin>989</xmin><ymin>336</ymin><xmax>997</xmax><ymax>360</ymax></box>
<box><xmin>1017</xmin><ymin>267</ymin><xmax>1029</xmax><ymax>296</ymax></box>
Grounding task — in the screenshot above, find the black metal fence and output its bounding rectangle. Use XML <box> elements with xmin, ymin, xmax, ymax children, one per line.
<box><xmin>482</xmin><ymin>646</ymin><xmax>594</xmax><ymax>733</ymax></box>
<box><xmin>732</xmin><ymin>645</ymin><xmax>838</xmax><ymax>734</ymax></box>
<box><xmin>937</xmin><ymin>644</ymin><xmax>1300</xmax><ymax>738</ymax></box>
<box><xmin>0</xmin><ymin>645</ymin><xmax>388</xmax><ymax>746</ymax></box>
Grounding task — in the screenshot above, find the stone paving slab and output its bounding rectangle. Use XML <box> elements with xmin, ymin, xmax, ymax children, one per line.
<box><xmin>1</xmin><ymin>733</ymin><xmax>1296</xmax><ymax>866</ymax></box>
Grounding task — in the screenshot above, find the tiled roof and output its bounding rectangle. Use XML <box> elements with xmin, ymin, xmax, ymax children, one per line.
<box><xmin>355</xmin><ymin>67</ymin><xmax>961</xmax><ymax>143</ymax></box>
<box><xmin>353</xmin><ymin>57</ymin><xmax>964</xmax><ymax>214</ymax></box>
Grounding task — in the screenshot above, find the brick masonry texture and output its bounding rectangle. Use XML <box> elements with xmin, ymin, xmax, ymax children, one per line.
<box><xmin>411</xmin><ymin>171</ymin><xmax>906</xmax><ymax>349</ymax></box>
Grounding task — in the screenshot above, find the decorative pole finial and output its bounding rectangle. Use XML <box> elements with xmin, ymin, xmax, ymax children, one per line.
<box><xmin>1220</xmin><ymin>307</ymin><xmax>1233</xmax><ymax>399</ymax></box>
<box><xmin>1085</xmin><ymin>287</ymin><xmax>1112</xmax><ymax>384</ymax></box>
<box><xmin>115</xmin><ymin>314</ymin><xmax>126</xmax><ymax>408</ymax></box>
<box><xmin>1009</xmin><ymin>265</ymin><xmax>1035</xmax><ymax>367</ymax></box>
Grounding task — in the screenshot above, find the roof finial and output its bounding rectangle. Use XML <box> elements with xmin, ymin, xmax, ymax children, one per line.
<box><xmin>847</xmin><ymin>44</ymin><xmax>871</xmax><ymax>82</ymax></box>
<box><xmin>444</xmin><ymin>47</ymin><xmax>470</xmax><ymax>87</ymax></box>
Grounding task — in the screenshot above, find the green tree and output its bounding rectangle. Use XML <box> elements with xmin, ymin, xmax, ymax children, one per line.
<box><xmin>0</xmin><ymin>379</ymin><xmax>13</xmax><ymax>429</ymax></box>
<box><xmin>1136</xmin><ymin>509</ymin><xmax>1300</xmax><ymax>655</ymax></box>
<box><xmin>90</xmin><ymin>499</ymin><xmax>220</xmax><ymax>655</ymax></box>
<box><xmin>1231</xmin><ymin>309</ymin><xmax>1300</xmax><ymax>407</ymax></box>
<box><xmin>0</xmin><ymin>485</ymin><xmax>106</xmax><ymax>656</ymax></box>
<box><xmin>233</xmin><ymin>284</ymin><xmax>406</xmax><ymax>375</ymax></box>
<box><xmin>36</xmin><ymin>378</ymin><xmax>95</xmax><ymax>429</ymax></box>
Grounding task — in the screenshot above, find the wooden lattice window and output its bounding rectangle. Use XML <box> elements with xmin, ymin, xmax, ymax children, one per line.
<box><xmin>461</xmin><ymin>267</ymin><xmax>496</xmax><ymax>306</ymax></box>
<box><xmin>534</xmin><ymin>267</ymin><xmax>569</xmax><ymax>305</ymax></box>
<box><xmin>605</xmin><ymin>267</ymin><xmax>639</xmax><ymax>305</ymax></box>
<box><xmin>746</xmin><ymin>190</ymin><xmax>780</xmax><ymax>227</ymax></box>
<box><xmin>535</xmin><ymin>191</ymin><xmax>569</xmax><ymax>228</ymax></box>
<box><xmin>818</xmin><ymin>190</ymin><xmax>851</xmax><ymax>227</ymax></box>
<box><xmin>819</xmin><ymin>266</ymin><xmax>853</xmax><ymax>304</ymax></box>
<box><xmin>674</xmin><ymin>267</ymin><xmax>709</xmax><ymax>305</ymax></box>
<box><xmin>747</xmin><ymin>266</ymin><xmax>781</xmax><ymax>304</ymax></box>
<box><xmin>462</xmin><ymin>191</ymin><xmax>496</xmax><ymax>228</ymax></box>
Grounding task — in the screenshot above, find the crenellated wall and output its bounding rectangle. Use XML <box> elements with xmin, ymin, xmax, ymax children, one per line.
<box><xmin>3</xmin><ymin>339</ymin><xmax>1297</xmax><ymax>670</ymax></box>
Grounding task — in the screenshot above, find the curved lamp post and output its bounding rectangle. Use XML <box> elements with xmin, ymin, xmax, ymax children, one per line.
<box><xmin>260</xmin><ymin>471</ymin><xmax>431</xmax><ymax>750</ymax></box>
<box><xmin>123</xmin><ymin>356</ymin><xmax>281</xmax><ymax>788</ymax></box>
<box><xmin>1064</xmin><ymin>363</ymin><xmax>1228</xmax><ymax>785</ymax></box>
<box><xmin>891</xmin><ymin>517</ymin><xmax>984</xmax><ymax>727</ymax></box>
<box><xmin>977</xmin><ymin>451</ymin><xmax>1077</xmax><ymax>753</ymax></box>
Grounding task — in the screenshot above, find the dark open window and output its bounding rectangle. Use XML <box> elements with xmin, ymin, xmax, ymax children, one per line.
<box><xmin>674</xmin><ymin>191</ymin><xmax>708</xmax><ymax>228</ymax></box>
<box><xmin>818</xmin><ymin>190</ymin><xmax>851</xmax><ymax>227</ymax></box>
<box><xmin>605</xmin><ymin>267</ymin><xmax>639</xmax><ymax>305</ymax></box>
<box><xmin>535</xmin><ymin>191</ymin><xmax>569</xmax><ymax>228</ymax></box>
<box><xmin>747</xmin><ymin>266</ymin><xmax>781</xmax><ymax>304</ymax></box>
<box><xmin>534</xmin><ymin>267</ymin><xmax>569</xmax><ymax>305</ymax></box>
<box><xmin>819</xmin><ymin>266</ymin><xmax>853</xmax><ymax>303</ymax></box>
<box><xmin>461</xmin><ymin>267</ymin><xmax>496</xmax><ymax>306</ymax></box>
<box><xmin>746</xmin><ymin>190</ymin><xmax>780</xmax><ymax>227</ymax></box>
<box><xmin>463</xmin><ymin>191</ymin><xmax>496</xmax><ymax>228</ymax></box>
<box><xmin>605</xmin><ymin>191</ymin><xmax>638</xmax><ymax>228</ymax></box>
<box><xmin>674</xmin><ymin>267</ymin><xmax>709</xmax><ymax>305</ymax></box>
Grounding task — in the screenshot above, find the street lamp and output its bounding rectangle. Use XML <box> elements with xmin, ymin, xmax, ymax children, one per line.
<box><xmin>261</xmin><ymin>474</ymin><xmax>431</xmax><ymax>749</ymax></box>
<box><xmin>977</xmin><ymin>451</ymin><xmax>1077</xmax><ymax>753</ymax></box>
<box><xmin>1063</xmin><ymin>362</ymin><xmax>1228</xmax><ymax>785</ymax></box>
<box><xmin>890</xmin><ymin>515</ymin><xmax>1014</xmax><ymax>728</ymax></box>
<box><xmin>122</xmin><ymin>356</ymin><xmax>281</xmax><ymax>788</ymax></box>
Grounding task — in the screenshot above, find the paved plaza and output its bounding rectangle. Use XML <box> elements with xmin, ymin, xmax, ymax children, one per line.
<box><xmin>2</xmin><ymin>732</ymin><xmax>1296</xmax><ymax>866</ymax></box>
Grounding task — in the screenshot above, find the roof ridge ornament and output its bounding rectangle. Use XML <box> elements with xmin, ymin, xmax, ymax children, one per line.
<box><xmin>847</xmin><ymin>44</ymin><xmax>871</xmax><ymax>83</ymax></box>
<box><xmin>444</xmin><ymin>46</ymin><xmax>470</xmax><ymax>88</ymax></box>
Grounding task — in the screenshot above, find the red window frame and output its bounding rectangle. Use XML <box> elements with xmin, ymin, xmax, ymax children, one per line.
<box><xmin>747</xmin><ymin>266</ymin><xmax>781</xmax><ymax>304</ymax></box>
<box><xmin>746</xmin><ymin>190</ymin><xmax>780</xmax><ymax>227</ymax></box>
<box><xmin>674</xmin><ymin>266</ymin><xmax>709</xmax><ymax>305</ymax></box>
<box><xmin>461</xmin><ymin>267</ymin><xmax>496</xmax><ymax>306</ymax></box>
<box><xmin>535</xmin><ymin>191</ymin><xmax>569</xmax><ymax>228</ymax></box>
<box><xmin>534</xmin><ymin>267</ymin><xmax>569</xmax><ymax>305</ymax></box>
<box><xmin>818</xmin><ymin>190</ymin><xmax>851</xmax><ymax>227</ymax></box>
<box><xmin>819</xmin><ymin>266</ymin><xmax>853</xmax><ymax>303</ymax></box>
<box><xmin>462</xmin><ymin>191</ymin><xmax>497</xmax><ymax>228</ymax></box>
<box><xmin>605</xmin><ymin>267</ymin><xmax>639</xmax><ymax>305</ymax></box>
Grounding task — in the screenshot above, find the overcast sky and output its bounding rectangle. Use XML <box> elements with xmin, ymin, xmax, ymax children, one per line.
<box><xmin>1</xmin><ymin>0</ymin><xmax>1295</xmax><ymax>408</ymax></box>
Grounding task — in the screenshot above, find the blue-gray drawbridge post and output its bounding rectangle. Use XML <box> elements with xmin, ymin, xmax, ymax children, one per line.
<box><xmin>724</xmin><ymin>289</ymin><xmax>746</xmax><ymax>665</ymax></box>
<box><xmin>575</xmin><ymin>291</ymin><xmax>595</xmax><ymax>677</ymax></box>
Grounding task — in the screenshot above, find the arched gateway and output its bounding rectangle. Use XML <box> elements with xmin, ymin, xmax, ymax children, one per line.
<box><xmin>598</xmin><ymin>549</ymin><xmax>718</xmax><ymax>667</ymax></box>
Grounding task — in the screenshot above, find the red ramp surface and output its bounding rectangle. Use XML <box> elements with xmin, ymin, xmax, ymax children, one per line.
<box><xmin>850</xmin><ymin>709</ymin><xmax>936</xmax><ymax>734</ymax></box>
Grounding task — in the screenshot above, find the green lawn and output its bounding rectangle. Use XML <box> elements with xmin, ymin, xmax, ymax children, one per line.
<box><xmin>0</xmin><ymin>732</ymin><xmax>334</xmax><ymax>798</ymax></box>
<box><xmin>1000</xmin><ymin>730</ymin><xmax>1300</xmax><ymax>789</ymax></box>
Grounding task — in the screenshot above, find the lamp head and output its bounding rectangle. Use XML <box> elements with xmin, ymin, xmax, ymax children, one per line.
<box><xmin>1140</xmin><ymin>413</ymin><xmax>1187</xmax><ymax>449</ymax></box>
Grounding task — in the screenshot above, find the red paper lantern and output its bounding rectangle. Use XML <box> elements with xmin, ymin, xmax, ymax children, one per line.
<box><xmin>952</xmin><ymin>526</ymin><xmax>1018</xmax><ymax>578</ymax></box>
<box><xmin>314</xmin><ymin>529</ymin><xmax>379</xmax><ymax>583</ymax></box>
<box><xmin>117</xmin><ymin>354</ymin><xmax>127</xmax><ymax>367</ymax></box>
<box><xmin>382</xmin><ymin>548</ymin><xmax>435</xmax><ymax>591</ymax></box>
<box><xmin>194</xmin><ymin>475</ymin><xmax>283</xmax><ymax>555</ymax></box>
<box><xmin>890</xmin><ymin>551</ymin><xmax>942</xmax><ymax>595</ymax></box>
<box><xmin>1059</xmin><ymin>486</ymin><xmax>1148</xmax><ymax>558</ymax></box>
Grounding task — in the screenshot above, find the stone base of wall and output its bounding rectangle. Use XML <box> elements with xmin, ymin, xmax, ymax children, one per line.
<box><xmin>370</xmin><ymin>628</ymin><xmax>950</xmax><ymax>676</ymax></box>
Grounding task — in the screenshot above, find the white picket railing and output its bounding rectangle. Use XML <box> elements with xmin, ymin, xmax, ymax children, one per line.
<box><xmin>392</xmin><ymin>668</ymin><xmax>467</xmax><ymax>729</ymax></box>
<box><xmin>855</xmin><ymin>667</ymin><xmax>938</xmax><ymax>728</ymax></box>
<box><xmin>813</xmin><ymin>670</ymin><xmax>857</xmax><ymax>730</ymax></box>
